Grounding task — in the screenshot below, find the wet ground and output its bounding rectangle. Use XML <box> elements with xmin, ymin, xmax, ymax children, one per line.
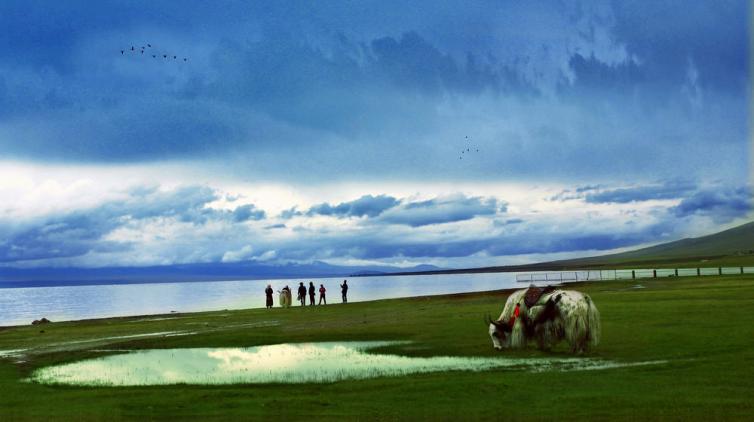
<box><xmin>29</xmin><ymin>341</ymin><xmax>665</xmax><ymax>386</ymax></box>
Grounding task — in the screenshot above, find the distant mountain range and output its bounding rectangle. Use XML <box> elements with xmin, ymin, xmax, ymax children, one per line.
<box><xmin>0</xmin><ymin>261</ymin><xmax>443</xmax><ymax>288</ymax></box>
<box><xmin>3</xmin><ymin>221</ymin><xmax>753</xmax><ymax>287</ymax></box>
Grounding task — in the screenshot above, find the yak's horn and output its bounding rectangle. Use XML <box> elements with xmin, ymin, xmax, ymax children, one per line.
<box><xmin>487</xmin><ymin>315</ymin><xmax>511</xmax><ymax>332</ymax></box>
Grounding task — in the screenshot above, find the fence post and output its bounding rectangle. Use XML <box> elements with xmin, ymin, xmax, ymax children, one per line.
<box><xmin>718</xmin><ymin>267</ymin><xmax>722</xmax><ymax>275</ymax></box>
<box><xmin>632</xmin><ymin>270</ymin><xmax>635</xmax><ymax>279</ymax></box>
<box><xmin>741</xmin><ymin>266</ymin><xmax>745</xmax><ymax>274</ymax></box>
<box><xmin>653</xmin><ymin>269</ymin><xmax>657</xmax><ymax>278</ymax></box>
<box><xmin>697</xmin><ymin>268</ymin><xmax>700</xmax><ymax>276</ymax></box>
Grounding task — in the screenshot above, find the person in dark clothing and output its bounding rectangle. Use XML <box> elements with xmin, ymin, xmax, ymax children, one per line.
<box><xmin>265</xmin><ymin>284</ymin><xmax>274</xmax><ymax>309</ymax></box>
<box><xmin>297</xmin><ymin>282</ymin><xmax>307</xmax><ymax>306</ymax></box>
<box><xmin>340</xmin><ymin>279</ymin><xmax>349</xmax><ymax>303</ymax></box>
<box><xmin>319</xmin><ymin>284</ymin><xmax>327</xmax><ymax>305</ymax></box>
<box><xmin>308</xmin><ymin>282</ymin><xmax>316</xmax><ymax>305</ymax></box>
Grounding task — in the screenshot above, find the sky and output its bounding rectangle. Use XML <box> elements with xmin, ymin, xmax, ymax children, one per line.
<box><xmin>0</xmin><ymin>0</ymin><xmax>751</xmax><ymax>271</ymax></box>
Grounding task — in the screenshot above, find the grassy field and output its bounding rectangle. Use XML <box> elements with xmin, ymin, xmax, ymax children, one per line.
<box><xmin>1</xmin><ymin>275</ymin><xmax>753</xmax><ymax>420</ymax></box>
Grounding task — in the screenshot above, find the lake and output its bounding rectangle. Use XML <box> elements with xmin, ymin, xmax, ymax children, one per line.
<box><xmin>4</xmin><ymin>265</ymin><xmax>752</xmax><ymax>327</ymax></box>
<box><xmin>0</xmin><ymin>272</ymin><xmax>541</xmax><ymax>327</ymax></box>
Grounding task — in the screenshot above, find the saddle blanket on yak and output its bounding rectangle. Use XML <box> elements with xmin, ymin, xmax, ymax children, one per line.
<box><xmin>523</xmin><ymin>285</ymin><xmax>556</xmax><ymax>308</ymax></box>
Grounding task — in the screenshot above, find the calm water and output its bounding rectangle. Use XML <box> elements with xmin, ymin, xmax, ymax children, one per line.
<box><xmin>5</xmin><ymin>266</ymin><xmax>749</xmax><ymax>327</ymax></box>
<box><xmin>0</xmin><ymin>272</ymin><xmax>542</xmax><ymax>327</ymax></box>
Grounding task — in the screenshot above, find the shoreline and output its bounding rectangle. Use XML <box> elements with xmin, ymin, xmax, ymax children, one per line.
<box><xmin>0</xmin><ymin>285</ymin><xmax>537</xmax><ymax>330</ymax></box>
<box><xmin>5</xmin><ymin>260</ymin><xmax>753</xmax><ymax>290</ymax></box>
<box><xmin>4</xmin><ymin>271</ymin><xmax>749</xmax><ymax>329</ymax></box>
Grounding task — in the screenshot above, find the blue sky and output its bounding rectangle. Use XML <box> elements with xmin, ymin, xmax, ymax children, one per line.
<box><xmin>0</xmin><ymin>1</ymin><xmax>751</xmax><ymax>270</ymax></box>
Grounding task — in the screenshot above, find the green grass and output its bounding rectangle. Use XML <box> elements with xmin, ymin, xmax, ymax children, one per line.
<box><xmin>1</xmin><ymin>275</ymin><xmax>753</xmax><ymax>420</ymax></box>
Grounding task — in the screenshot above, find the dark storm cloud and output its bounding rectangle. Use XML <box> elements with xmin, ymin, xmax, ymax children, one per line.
<box><xmin>379</xmin><ymin>195</ymin><xmax>505</xmax><ymax>227</ymax></box>
<box><xmin>609</xmin><ymin>0</ymin><xmax>748</xmax><ymax>94</ymax></box>
<box><xmin>0</xmin><ymin>186</ymin><xmax>264</xmax><ymax>262</ymax></box>
<box><xmin>583</xmin><ymin>181</ymin><xmax>697</xmax><ymax>203</ymax></box>
<box><xmin>232</xmin><ymin>204</ymin><xmax>266</xmax><ymax>222</ymax></box>
<box><xmin>548</xmin><ymin>181</ymin><xmax>750</xmax><ymax>225</ymax></box>
<box><xmin>306</xmin><ymin>195</ymin><xmax>400</xmax><ymax>218</ymax></box>
<box><xmin>279</xmin><ymin>207</ymin><xmax>303</xmax><ymax>219</ymax></box>
<box><xmin>671</xmin><ymin>186</ymin><xmax>752</xmax><ymax>223</ymax></box>
<box><xmin>494</xmin><ymin>218</ymin><xmax>524</xmax><ymax>227</ymax></box>
<box><xmin>0</xmin><ymin>213</ymin><xmax>130</xmax><ymax>262</ymax></box>
<box><xmin>0</xmin><ymin>0</ymin><xmax>745</xmax><ymax>184</ymax></box>
<box><xmin>369</xmin><ymin>31</ymin><xmax>511</xmax><ymax>95</ymax></box>
<box><xmin>270</xmin><ymin>218</ymin><xmax>676</xmax><ymax>261</ymax></box>
<box><xmin>550</xmin><ymin>181</ymin><xmax>698</xmax><ymax>203</ymax></box>
<box><xmin>564</xmin><ymin>53</ymin><xmax>644</xmax><ymax>96</ymax></box>
<box><xmin>303</xmin><ymin>193</ymin><xmax>504</xmax><ymax>226</ymax></box>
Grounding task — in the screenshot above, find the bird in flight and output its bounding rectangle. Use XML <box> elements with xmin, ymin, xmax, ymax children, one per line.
<box><xmin>456</xmin><ymin>136</ymin><xmax>481</xmax><ymax>161</ymax></box>
<box><xmin>119</xmin><ymin>43</ymin><xmax>189</xmax><ymax>63</ymax></box>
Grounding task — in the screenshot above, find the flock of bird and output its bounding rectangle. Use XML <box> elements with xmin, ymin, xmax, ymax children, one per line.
<box><xmin>120</xmin><ymin>43</ymin><xmax>188</xmax><ymax>62</ymax></box>
<box><xmin>119</xmin><ymin>43</ymin><xmax>477</xmax><ymax>162</ymax></box>
<box><xmin>459</xmin><ymin>135</ymin><xmax>480</xmax><ymax>160</ymax></box>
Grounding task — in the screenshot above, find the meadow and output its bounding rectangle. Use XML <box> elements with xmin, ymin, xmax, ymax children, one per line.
<box><xmin>1</xmin><ymin>275</ymin><xmax>753</xmax><ymax>420</ymax></box>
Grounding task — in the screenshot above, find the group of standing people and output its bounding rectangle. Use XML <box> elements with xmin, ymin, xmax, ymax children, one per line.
<box><xmin>264</xmin><ymin>280</ymin><xmax>348</xmax><ymax>308</ymax></box>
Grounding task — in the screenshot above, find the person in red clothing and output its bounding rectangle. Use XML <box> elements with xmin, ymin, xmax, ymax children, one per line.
<box><xmin>318</xmin><ymin>284</ymin><xmax>327</xmax><ymax>305</ymax></box>
<box><xmin>510</xmin><ymin>303</ymin><xmax>521</xmax><ymax>328</ymax></box>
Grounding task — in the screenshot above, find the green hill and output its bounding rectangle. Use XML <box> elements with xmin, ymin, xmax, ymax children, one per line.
<box><xmin>362</xmin><ymin>221</ymin><xmax>754</xmax><ymax>277</ymax></box>
<box><xmin>548</xmin><ymin>220</ymin><xmax>754</xmax><ymax>269</ymax></box>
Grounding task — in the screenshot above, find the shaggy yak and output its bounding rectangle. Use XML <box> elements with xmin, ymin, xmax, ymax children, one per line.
<box><xmin>487</xmin><ymin>286</ymin><xmax>600</xmax><ymax>354</ymax></box>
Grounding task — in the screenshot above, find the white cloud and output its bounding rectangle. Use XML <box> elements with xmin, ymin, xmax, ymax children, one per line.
<box><xmin>221</xmin><ymin>245</ymin><xmax>254</xmax><ymax>263</ymax></box>
<box><xmin>0</xmin><ymin>161</ymin><xmax>748</xmax><ymax>269</ymax></box>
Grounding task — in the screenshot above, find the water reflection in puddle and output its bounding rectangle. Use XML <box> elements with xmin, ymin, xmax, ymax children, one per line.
<box><xmin>29</xmin><ymin>341</ymin><xmax>664</xmax><ymax>386</ymax></box>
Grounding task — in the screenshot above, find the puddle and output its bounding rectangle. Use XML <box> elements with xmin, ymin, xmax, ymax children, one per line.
<box><xmin>4</xmin><ymin>323</ymin><xmax>278</xmax><ymax>359</ymax></box>
<box><xmin>58</xmin><ymin>331</ymin><xmax>190</xmax><ymax>345</ymax></box>
<box><xmin>0</xmin><ymin>349</ymin><xmax>27</xmax><ymax>358</ymax></box>
<box><xmin>129</xmin><ymin>317</ymin><xmax>188</xmax><ymax>323</ymax></box>
<box><xmin>222</xmin><ymin>321</ymin><xmax>280</xmax><ymax>328</ymax></box>
<box><xmin>558</xmin><ymin>359</ymin><xmax>667</xmax><ymax>371</ymax></box>
<box><xmin>29</xmin><ymin>341</ymin><xmax>666</xmax><ymax>386</ymax></box>
<box><xmin>163</xmin><ymin>332</ymin><xmax>197</xmax><ymax>337</ymax></box>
